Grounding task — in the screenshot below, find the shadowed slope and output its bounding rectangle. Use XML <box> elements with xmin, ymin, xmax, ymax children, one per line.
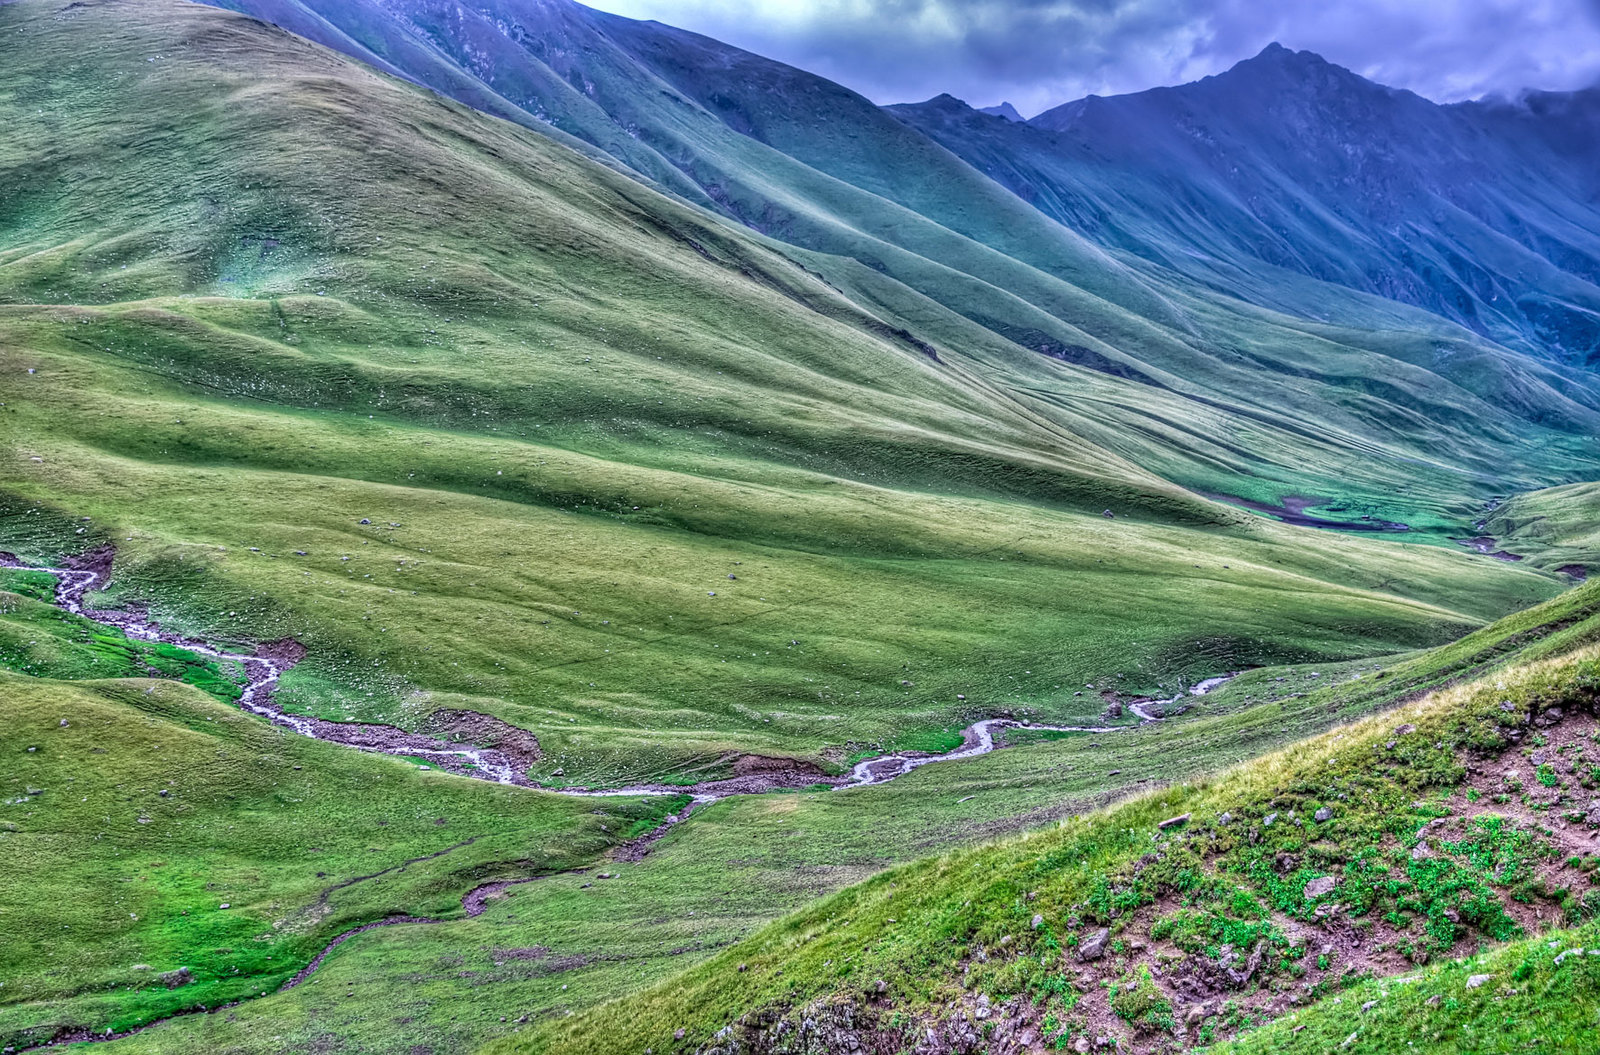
<box><xmin>196</xmin><ymin>0</ymin><xmax>1600</xmax><ymax>521</ymax></box>
<box><xmin>895</xmin><ymin>44</ymin><xmax>1600</xmax><ymax>367</ymax></box>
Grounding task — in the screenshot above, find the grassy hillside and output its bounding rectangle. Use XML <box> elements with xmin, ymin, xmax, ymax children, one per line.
<box><xmin>203</xmin><ymin>0</ymin><xmax>1600</xmax><ymax>524</ymax></box>
<box><xmin>1485</xmin><ymin>483</ymin><xmax>1600</xmax><ymax>578</ymax></box>
<box><xmin>15</xmin><ymin>576</ymin><xmax>1592</xmax><ymax>1055</ymax></box>
<box><xmin>512</xmin><ymin>580</ymin><xmax>1600</xmax><ymax>1054</ymax></box>
<box><xmin>3</xmin><ymin>2</ymin><xmax>1599</xmax><ymax>1053</ymax></box>
<box><xmin>0</xmin><ymin>0</ymin><xmax>1571</xmax><ymax>783</ymax></box>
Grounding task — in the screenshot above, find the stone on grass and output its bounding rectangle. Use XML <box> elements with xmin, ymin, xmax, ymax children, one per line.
<box><xmin>1078</xmin><ymin>927</ymin><xmax>1110</xmax><ymax>961</ymax></box>
<box><xmin>158</xmin><ymin>967</ymin><xmax>192</xmax><ymax>989</ymax></box>
<box><xmin>1466</xmin><ymin>973</ymin><xmax>1493</xmax><ymax>989</ymax></box>
<box><xmin>1314</xmin><ymin>807</ymin><xmax>1333</xmax><ymax>822</ymax></box>
<box><xmin>1304</xmin><ymin>876</ymin><xmax>1338</xmax><ymax>899</ymax></box>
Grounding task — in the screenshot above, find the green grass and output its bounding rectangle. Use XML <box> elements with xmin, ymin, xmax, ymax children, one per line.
<box><xmin>0</xmin><ymin>670</ymin><xmax>681</xmax><ymax>1050</ymax></box>
<box><xmin>0</xmin><ymin>570</ymin><xmax>244</xmax><ymax>699</ymax></box>
<box><xmin>1487</xmin><ymin>482</ymin><xmax>1600</xmax><ymax>575</ymax></box>
<box><xmin>0</xmin><ymin>372</ymin><xmax>1565</xmax><ymax>786</ymax></box>
<box><xmin>0</xmin><ymin>572</ymin><xmax>1590</xmax><ymax>1054</ymax></box>
<box><xmin>0</xmin><ymin>0</ymin><xmax>1579</xmax><ymax>782</ymax></box>
<box><xmin>0</xmin><ymin>2</ymin><xmax>1596</xmax><ymax>1052</ymax></box>
<box><xmin>204</xmin><ymin>0</ymin><xmax>1600</xmax><ymax>527</ymax></box>
<box><xmin>1216</xmin><ymin>922</ymin><xmax>1600</xmax><ymax>1053</ymax></box>
<box><xmin>505</xmin><ymin>583</ymin><xmax>1600</xmax><ymax>1054</ymax></box>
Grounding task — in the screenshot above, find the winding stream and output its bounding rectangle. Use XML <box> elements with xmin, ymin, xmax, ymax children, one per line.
<box><xmin>5</xmin><ymin>556</ymin><xmax>1232</xmax><ymax>1051</ymax></box>
<box><xmin>3</xmin><ymin>559</ymin><xmax>531</xmax><ymax>783</ymax></box>
<box><xmin>4</xmin><ymin>557</ymin><xmax>1232</xmax><ymax>804</ymax></box>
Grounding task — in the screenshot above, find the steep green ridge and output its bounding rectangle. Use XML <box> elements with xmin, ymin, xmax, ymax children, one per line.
<box><xmin>197</xmin><ymin>0</ymin><xmax>1600</xmax><ymax>521</ymax></box>
<box><xmin>512</xmin><ymin>581</ymin><xmax>1600</xmax><ymax>1054</ymax></box>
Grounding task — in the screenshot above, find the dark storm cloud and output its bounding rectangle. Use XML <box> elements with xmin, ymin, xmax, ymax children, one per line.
<box><xmin>585</xmin><ymin>0</ymin><xmax>1600</xmax><ymax>115</ymax></box>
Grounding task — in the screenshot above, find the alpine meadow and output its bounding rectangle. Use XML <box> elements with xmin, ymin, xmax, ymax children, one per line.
<box><xmin>3</xmin><ymin>0</ymin><xmax>1600</xmax><ymax>1052</ymax></box>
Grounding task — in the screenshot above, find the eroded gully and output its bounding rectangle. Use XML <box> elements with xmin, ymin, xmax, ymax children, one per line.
<box><xmin>6</xmin><ymin>557</ymin><xmax>1231</xmax><ymax>1050</ymax></box>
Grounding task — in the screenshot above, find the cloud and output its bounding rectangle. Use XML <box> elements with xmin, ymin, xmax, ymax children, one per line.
<box><xmin>582</xmin><ymin>0</ymin><xmax>1600</xmax><ymax>114</ymax></box>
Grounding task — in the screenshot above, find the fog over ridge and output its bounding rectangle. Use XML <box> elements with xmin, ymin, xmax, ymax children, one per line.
<box><xmin>585</xmin><ymin>0</ymin><xmax>1600</xmax><ymax>116</ymax></box>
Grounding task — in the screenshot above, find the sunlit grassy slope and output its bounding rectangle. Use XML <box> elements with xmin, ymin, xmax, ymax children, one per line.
<box><xmin>1487</xmin><ymin>482</ymin><xmax>1600</xmax><ymax>576</ymax></box>
<box><xmin>0</xmin><ymin>0</ymin><xmax>1573</xmax><ymax>784</ymax></box>
<box><xmin>510</xmin><ymin>581</ymin><xmax>1600</xmax><ymax>1055</ymax></box>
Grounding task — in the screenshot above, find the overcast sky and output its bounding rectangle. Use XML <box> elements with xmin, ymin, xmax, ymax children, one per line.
<box><xmin>583</xmin><ymin>0</ymin><xmax>1600</xmax><ymax>117</ymax></box>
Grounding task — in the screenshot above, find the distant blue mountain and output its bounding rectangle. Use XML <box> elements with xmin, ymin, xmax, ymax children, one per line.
<box><xmin>893</xmin><ymin>44</ymin><xmax>1600</xmax><ymax>365</ymax></box>
<box><xmin>978</xmin><ymin>101</ymin><xmax>1025</xmax><ymax>122</ymax></box>
<box><xmin>204</xmin><ymin>1</ymin><xmax>1600</xmax><ymax>366</ymax></box>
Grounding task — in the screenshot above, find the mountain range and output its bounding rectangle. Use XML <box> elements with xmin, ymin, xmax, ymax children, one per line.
<box><xmin>201</xmin><ymin>0</ymin><xmax>1600</xmax><ymax>369</ymax></box>
<box><xmin>898</xmin><ymin>43</ymin><xmax>1600</xmax><ymax>365</ymax></box>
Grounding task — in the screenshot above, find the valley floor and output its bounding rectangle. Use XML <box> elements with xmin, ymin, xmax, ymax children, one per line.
<box><xmin>4</xmin><ymin>553</ymin><xmax>1599</xmax><ymax>1053</ymax></box>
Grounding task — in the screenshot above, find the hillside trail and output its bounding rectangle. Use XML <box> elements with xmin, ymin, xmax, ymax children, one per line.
<box><xmin>4</xmin><ymin>556</ymin><xmax>1230</xmax><ymax>1051</ymax></box>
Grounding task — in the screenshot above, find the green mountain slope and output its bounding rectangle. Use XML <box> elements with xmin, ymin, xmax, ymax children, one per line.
<box><xmin>510</xmin><ymin>581</ymin><xmax>1600</xmax><ymax>1054</ymax></box>
<box><xmin>197</xmin><ymin>0</ymin><xmax>1600</xmax><ymax>522</ymax></box>
<box><xmin>3</xmin><ymin>2</ymin><xmax>1599</xmax><ymax>1052</ymax></box>
<box><xmin>1484</xmin><ymin>484</ymin><xmax>1600</xmax><ymax>578</ymax></box>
